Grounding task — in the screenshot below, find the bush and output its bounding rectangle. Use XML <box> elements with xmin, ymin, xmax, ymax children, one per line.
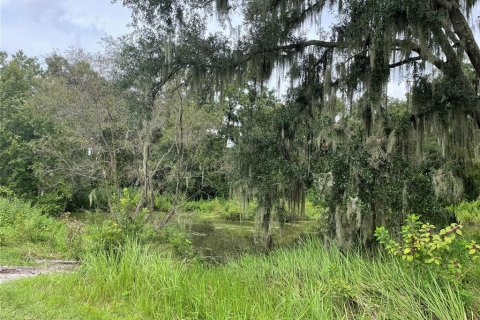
<box><xmin>35</xmin><ymin>191</ymin><xmax>67</xmax><ymax>216</ymax></box>
<box><xmin>112</xmin><ymin>188</ymin><xmax>148</xmax><ymax>235</ymax></box>
<box><xmin>448</xmin><ymin>200</ymin><xmax>480</xmax><ymax>244</ymax></box>
<box><xmin>184</xmin><ymin>198</ymin><xmax>223</xmax><ymax>213</ymax></box>
<box><xmin>223</xmin><ymin>200</ymin><xmax>257</xmax><ymax>221</ymax></box>
<box><xmin>375</xmin><ymin>214</ymin><xmax>479</xmax><ymax>280</ymax></box>
<box><xmin>448</xmin><ymin>200</ymin><xmax>480</xmax><ymax>227</ymax></box>
<box><xmin>0</xmin><ymin>186</ymin><xmax>14</xmax><ymax>198</ymax></box>
<box><xmin>0</xmin><ymin>197</ymin><xmax>70</xmax><ymax>256</ymax></box>
<box><xmin>160</xmin><ymin>225</ymin><xmax>194</xmax><ymax>258</ymax></box>
<box><xmin>154</xmin><ymin>194</ymin><xmax>173</xmax><ymax>212</ymax></box>
<box><xmin>83</xmin><ymin>219</ymin><xmax>124</xmax><ymax>253</ymax></box>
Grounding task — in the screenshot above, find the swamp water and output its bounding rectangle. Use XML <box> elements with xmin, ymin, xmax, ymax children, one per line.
<box><xmin>71</xmin><ymin>211</ymin><xmax>320</xmax><ymax>263</ymax></box>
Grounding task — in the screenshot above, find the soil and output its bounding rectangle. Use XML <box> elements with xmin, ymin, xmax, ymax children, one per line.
<box><xmin>0</xmin><ymin>260</ymin><xmax>78</xmax><ymax>284</ymax></box>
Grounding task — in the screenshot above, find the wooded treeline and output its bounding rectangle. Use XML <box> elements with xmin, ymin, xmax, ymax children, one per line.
<box><xmin>2</xmin><ymin>0</ymin><xmax>480</xmax><ymax>248</ymax></box>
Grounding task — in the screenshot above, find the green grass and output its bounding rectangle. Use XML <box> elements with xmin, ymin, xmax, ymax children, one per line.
<box><xmin>1</xmin><ymin>239</ymin><xmax>478</xmax><ymax>319</ymax></box>
<box><xmin>0</xmin><ymin>244</ymin><xmax>69</xmax><ymax>266</ymax></box>
<box><xmin>0</xmin><ymin>197</ymin><xmax>75</xmax><ymax>265</ymax></box>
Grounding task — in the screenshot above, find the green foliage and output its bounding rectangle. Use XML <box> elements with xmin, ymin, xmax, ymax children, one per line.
<box><xmin>1</xmin><ymin>240</ymin><xmax>477</xmax><ymax>319</ymax></box>
<box><xmin>227</xmin><ymin>87</ymin><xmax>311</xmax><ymax>226</ymax></box>
<box><xmin>111</xmin><ymin>188</ymin><xmax>148</xmax><ymax>234</ymax></box>
<box><xmin>35</xmin><ymin>190</ymin><xmax>71</xmax><ymax>216</ymax></box>
<box><xmin>463</xmin><ymin>162</ymin><xmax>480</xmax><ymax>200</ymax></box>
<box><xmin>448</xmin><ymin>200</ymin><xmax>480</xmax><ymax>243</ymax></box>
<box><xmin>82</xmin><ymin>188</ymin><xmax>157</xmax><ymax>252</ymax></box>
<box><xmin>184</xmin><ymin>198</ymin><xmax>223</xmax><ymax>213</ymax></box>
<box><xmin>304</xmin><ymin>200</ymin><xmax>326</xmax><ymax>221</ymax></box>
<box><xmin>0</xmin><ymin>197</ymin><xmax>71</xmax><ymax>260</ymax></box>
<box><xmin>158</xmin><ymin>225</ymin><xmax>194</xmax><ymax>258</ymax></box>
<box><xmin>405</xmin><ymin>171</ymin><xmax>443</xmax><ymax>220</ymax></box>
<box><xmin>0</xmin><ymin>52</ymin><xmax>43</xmax><ymax>199</ymax></box>
<box><xmin>154</xmin><ymin>194</ymin><xmax>173</xmax><ymax>212</ymax></box>
<box><xmin>184</xmin><ymin>198</ymin><xmax>257</xmax><ymax>221</ymax></box>
<box><xmin>449</xmin><ymin>200</ymin><xmax>480</xmax><ymax>226</ymax></box>
<box><xmin>0</xmin><ymin>186</ymin><xmax>14</xmax><ymax>198</ymax></box>
<box><xmin>376</xmin><ymin>214</ymin><xmax>479</xmax><ymax>279</ymax></box>
<box><xmin>222</xmin><ymin>200</ymin><xmax>257</xmax><ymax>221</ymax></box>
<box><xmin>112</xmin><ymin>188</ymin><xmax>141</xmax><ymax>215</ymax></box>
<box><xmin>83</xmin><ymin>219</ymin><xmax>124</xmax><ymax>253</ymax></box>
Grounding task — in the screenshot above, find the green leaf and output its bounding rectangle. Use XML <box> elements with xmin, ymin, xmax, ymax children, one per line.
<box><xmin>425</xmin><ymin>258</ymin><xmax>434</xmax><ymax>264</ymax></box>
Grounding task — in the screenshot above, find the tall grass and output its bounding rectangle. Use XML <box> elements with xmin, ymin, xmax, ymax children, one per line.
<box><xmin>71</xmin><ymin>239</ymin><xmax>477</xmax><ymax>319</ymax></box>
<box><xmin>0</xmin><ymin>197</ymin><xmax>72</xmax><ymax>263</ymax></box>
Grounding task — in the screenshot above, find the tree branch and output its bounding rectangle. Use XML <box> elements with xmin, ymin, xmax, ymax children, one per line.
<box><xmin>394</xmin><ymin>39</ymin><xmax>446</xmax><ymax>71</ymax></box>
<box><xmin>260</xmin><ymin>40</ymin><xmax>339</xmax><ymax>55</ymax></box>
<box><xmin>389</xmin><ymin>56</ymin><xmax>423</xmax><ymax>69</ymax></box>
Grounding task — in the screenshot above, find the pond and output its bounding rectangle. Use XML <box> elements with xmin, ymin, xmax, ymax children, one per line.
<box><xmin>176</xmin><ymin>214</ymin><xmax>320</xmax><ymax>263</ymax></box>
<box><xmin>70</xmin><ymin>210</ymin><xmax>321</xmax><ymax>263</ymax></box>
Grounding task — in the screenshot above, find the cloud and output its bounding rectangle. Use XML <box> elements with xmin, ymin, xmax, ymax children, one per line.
<box><xmin>0</xmin><ymin>0</ymin><xmax>132</xmax><ymax>57</ymax></box>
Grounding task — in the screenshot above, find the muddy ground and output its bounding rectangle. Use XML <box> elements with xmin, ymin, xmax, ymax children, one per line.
<box><xmin>0</xmin><ymin>260</ymin><xmax>78</xmax><ymax>284</ymax></box>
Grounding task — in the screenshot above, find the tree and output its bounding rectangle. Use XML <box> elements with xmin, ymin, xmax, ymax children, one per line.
<box><xmin>107</xmin><ymin>29</ymin><xmax>184</xmax><ymax>213</ymax></box>
<box><xmin>0</xmin><ymin>51</ymin><xmax>44</xmax><ymax>198</ymax></box>
<box><xmin>117</xmin><ymin>0</ymin><xmax>480</xmax><ymax>247</ymax></box>
<box><xmin>33</xmin><ymin>50</ymin><xmax>131</xmax><ymax>213</ymax></box>
<box><xmin>223</xmin><ymin>86</ymin><xmax>312</xmax><ymax>247</ymax></box>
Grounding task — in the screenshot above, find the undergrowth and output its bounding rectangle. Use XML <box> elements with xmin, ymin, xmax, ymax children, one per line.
<box><xmin>0</xmin><ymin>197</ymin><xmax>74</xmax><ymax>263</ymax></box>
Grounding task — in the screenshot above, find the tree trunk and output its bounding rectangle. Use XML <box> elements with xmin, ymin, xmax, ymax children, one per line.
<box><xmin>135</xmin><ymin>120</ymin><xmax>151</xmax><ymax>215</ymax></box>
<box><xmin>157</xmin><ymin>91</ymin><xmax>185</xmax><ymax>230</ymax></box>
<box><xmin>103</xmin><ymin>169</ymin><xmax>113</xmax><ymax>213</ymax></box>
<box><xmin>262</xmin><ymin>205</ymin><xmax>273</xmax><ymax>250</ymax></box>
<box><xmin>110</xmin><ymin>135</ymin><xmax>121</xmax><ymax>203</ymax></box>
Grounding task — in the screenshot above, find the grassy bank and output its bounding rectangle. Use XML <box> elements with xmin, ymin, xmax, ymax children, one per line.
<box><xmin>0</xmin><ymin>197</ymin><xmax>77</xmax><ymax>265</ymax></box>
<box><xmin>1</xmin><ymin>239</ymin><xmax>478</xmax><ymax>319</ymax></box>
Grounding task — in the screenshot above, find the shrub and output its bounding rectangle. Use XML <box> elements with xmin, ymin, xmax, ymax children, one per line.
<box><xmin>154</xmin><ymin>194</ymin><xmax>173</xmax><ymax>212</ymax></box>
<box><xmin>222</xmin><ymin>200</ymin><xmax>257</xmax><ymax>221</ymax></box>
<box><xmin>305</xmin><ymin>200</ymin><xmax>326</xmax><ymax>220</ymax></box>
<box><xmin>184</xmin><ymin>198</ymin><xmax>257</xmax><ymax>221</ymax></box>
<box><xmin>0</xmin><ymin>186</ymin><xmax>14</xmax><ymax>198</ymax></box>
<box><xmin>375</xmin><ymin>214</ymin><xmax>479</xmax><ymax>279</ymax></box>
<box><xmin>447</xmin><ymin>200</ymin><xmax>480</xmax><ymax>246</ymax></box>
<box><xmin>0</xmin><ymin>197</ymin><xmax>70</xmax><ymax>256</ymax></box>
<box><xmin>81</xmin><ymin>188</ymin><xmax>157</xmax><ymax>255</ymax></box>
<box><xmin>157</xmin><ymin>224</ymin><xmax>194</xmax><ymax>258</ymax></box>
<box><xmin>83</xmin><ymin>219</ymin><xmax>124</xmax><ymax>253</ymax></box>
<box><xmin>35</xmin><ymin>191</ymin><xmax>68</xmax><ymax>216</ymax></box>
<box><xmin>111</xmin><ymin>188</ymin><xmax>148</xmax><ymax>235</ymax></box>
<box><xmin>220</xmin><ymin>199</ymin><xmax>257</xmax><ymax>221</ymax></box>
<box><xmin>184</xmin><ymin>198</ymin><xmax>222</xmax><ymax>213</ymax></box>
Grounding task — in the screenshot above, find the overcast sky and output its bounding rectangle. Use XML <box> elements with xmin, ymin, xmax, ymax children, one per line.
<box><xmin>0</xmin><ymin>0</ymin><xmax>132</xmax><ymax>57</ymax></box>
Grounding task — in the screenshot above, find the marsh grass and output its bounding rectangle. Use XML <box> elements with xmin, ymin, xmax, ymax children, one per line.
<box><xmin>2</xmin><ymin>239</ymin><xmax>477</xmax><ymax>319</ymax></box>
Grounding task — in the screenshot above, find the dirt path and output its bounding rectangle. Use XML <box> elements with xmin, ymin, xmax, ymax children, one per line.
<box><xmin>0</xmin><ymin>260</ymin><xmax>78</xmax><ymax>284</ymax></box>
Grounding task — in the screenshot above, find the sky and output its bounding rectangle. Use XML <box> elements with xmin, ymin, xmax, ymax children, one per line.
<box><xmin>0</xmin><ymin>0</ymin><xmax>132</xmax><ymax>57</ymax></box>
